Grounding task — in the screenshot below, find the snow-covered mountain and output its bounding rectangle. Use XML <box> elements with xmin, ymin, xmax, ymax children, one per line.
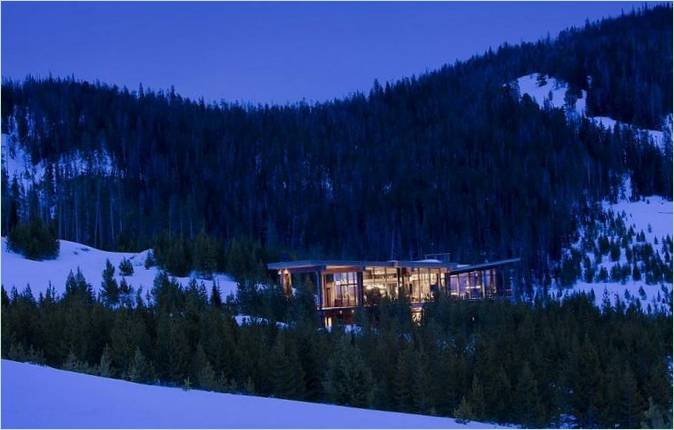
<box><xmin>1</xmin><ymin>360</ymin><xmax>503</xmax><ymax>429</ymax></box>
<box><xmin>512</xmin><ymin>73</ymin><xmax>673</xmax><ymax>312</ymax></box>
<box><xmin>1</xmin><ymin>237</ymin><xmax>238</xmax><ymax>299</ymax></box>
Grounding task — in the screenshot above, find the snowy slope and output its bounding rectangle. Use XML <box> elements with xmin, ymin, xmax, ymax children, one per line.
<box><xmin>554</xmin><ymin>185</ymin><xmax>673</xmax><ymax>312</ymax></box>
<box><xmin>1</xmin><ymin>360</ymin><xmax>503</xmax><ymax>429</ymax></box>
<box><xmin>1</xmin><ymin>238</ymin><xmax>238</xmax><ymax>299</ymax></box>
<box><xmin>513</xmin><ymin>74</ymin><xmax>673</xmax><ymax>311</ymax></box>
<box><xmin>514</xmin><ymin>73</ymin><xmax>670</xmax><ymax>150</ymax></box>
<box><xmin>607</xmin><ymin>195</ymin><xmax>672</xmax><ymax>243</ymax></box>
<box><xmin>515</xmin><ymin>73</ymin><xmax>580</xmax><ymax>113</ymax></box>
<box><xmin>1</xmin><ymin>134</ymin><xmax>45</xmax><ymax>190</ymax></box>
<box><xmin>1</xmin><ymin>133</ymin><xmax>115</xmax><ymax>191</ymax></box>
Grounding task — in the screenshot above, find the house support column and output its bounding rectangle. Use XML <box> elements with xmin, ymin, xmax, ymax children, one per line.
<box><xmin>357</xmin><ymin>271</ymin><xmax>364</xmax><ymax>307</ymax></box>
<box><xmin>316</xmin><ymin>271</ymin><xmax>323</xmax><ymax>310</ymax></box>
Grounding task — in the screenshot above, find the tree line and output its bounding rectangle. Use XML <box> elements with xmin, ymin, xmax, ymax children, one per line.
<box><xmin>2</xmin><ymin>269</ymin><xmax>672</xmax><ymax>428</ymax></box>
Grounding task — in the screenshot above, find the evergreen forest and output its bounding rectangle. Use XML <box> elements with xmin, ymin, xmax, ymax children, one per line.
<box><xmin>2</xmin><ymin>272</ymin><xmax>672</xmax><ymax>428</ymax></box>
<box><xmin>1</xmin><ymin>6</ymin><xmax>672</xmax><ymax>286</ymax></box>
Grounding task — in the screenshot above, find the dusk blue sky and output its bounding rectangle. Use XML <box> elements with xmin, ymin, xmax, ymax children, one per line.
<box><xmin>2</xmin><ymin>1</ymin><xmax>651</xmax><ymax>104</ymax></box>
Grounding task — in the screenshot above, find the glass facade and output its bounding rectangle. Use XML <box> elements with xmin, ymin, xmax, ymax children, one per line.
<box><xmin>447</xmin><ymin>269</ymin><xmax>499</xmax><ymax>299</ymax></box>
<box><xmin>401</xmin><ymin>268</ymin><xmax>446</xmax><ymax>303</ymax></box>
<box><xmin>322</xmin><ymin>271</ymin><xmax>359</xmax><ymax>308</ymax></box>
<box><xmin>316</xmin><ymin>265</ymin><xmax>509</xmax><ymax>309</ymax></box>
<box><xmin>363</xmin><ymin>266</ymin><xmax>399</xmax><ymax>305</ymax></box>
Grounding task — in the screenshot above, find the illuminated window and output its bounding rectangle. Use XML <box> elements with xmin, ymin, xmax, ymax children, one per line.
<box><xmin>323</xmin><ymin>272</ymin><xmax>359</xmax><ymax>308</ymax></box>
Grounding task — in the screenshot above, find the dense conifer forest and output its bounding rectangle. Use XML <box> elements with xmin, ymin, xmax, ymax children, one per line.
<box><xmin>2</xmin><ymin>272</ymin><xmax>672</xmax><ymax>428</ymax></box>
<box><xmin>1</xmin><ymin>6</ymin><xmax>672</xmax><ymax>285</ymax></box>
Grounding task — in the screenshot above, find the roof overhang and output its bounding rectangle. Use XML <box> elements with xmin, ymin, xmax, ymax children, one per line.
<box><xmin>267</xmin><ymin>258</ymin><xmax>520</xmax><ymax>273</ymax></box>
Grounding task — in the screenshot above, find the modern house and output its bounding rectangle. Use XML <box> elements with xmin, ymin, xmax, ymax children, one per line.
<box><xmin>267</xmin><ymin>257</ymin><xmax>519</xmax><ymax>326</ymax></box>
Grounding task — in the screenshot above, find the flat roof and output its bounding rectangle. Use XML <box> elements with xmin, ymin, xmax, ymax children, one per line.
<box><xmin>267</xmin><ymin>258</ymin><xmax>519</xmax><ymax>272</ymax></box>
<box><xmin>445</xmin><ymin>258</ymin><xmax>521</xmax><ymax>273</ymax></box>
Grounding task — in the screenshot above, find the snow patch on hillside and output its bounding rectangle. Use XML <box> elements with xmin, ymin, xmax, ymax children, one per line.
<box><xmin>1</xmin><ymin>133</ymin><xmax>116</xmax><ymax>191</ymax></box>
<box><xmin>1</xmin><ymin>238</ymin><xmax>238</xmax><ymax>299</ymax></box>
<box><xmin>554</xmin><ymin>281</ymin><xmax>671</xmax><ymax>313</ymax></box>
<box><xmin>1</xmin><ymin>360</ymin><xmax>502</xmax><ymax>428</ymax></box>
<box><xmin>514</xmin><ymin>74</ymin><xmax>672</xmax><ymax>311</ymax></box>
<box><xmin>553</xmin><ymin>181</ymin><xmax>672</xmax><ymax>312</ymax></box>
<box><xmin>607</xmin><ymin>195</ymin><xmax>672</xmax><ymax>243</ymax></box>
<box><xmin>514</xmin><ymin>74</ymin><xmax>670</xmax><ymax>150</ymax></box>
<box><xmin>1</xmin><ymin>134</ymin><xmax>46</xmax><ymax>190</ymax></box>
<box><xmin>515</xmin><ymin>73</ymin><xmax>583</xmax><ymax>114</ymax></box>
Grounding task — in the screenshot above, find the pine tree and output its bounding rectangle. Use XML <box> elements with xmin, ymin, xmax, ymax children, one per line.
<box><xmin>119</xmin><ymin>278</ymin><xmax>134</xmax><ymax>307</ymax></box>
<box><xmin>191</xmin><ymin>344</ymin><xmax>219</xmax><ymax>391</ymax></box>
<box><xmin>454</xmin><ymin>396</ymin><xmax>474</xmax><ymax>424</ymax></box>
<box><xmin>101</xmin><ymin>259</ymin><xmax>120</xmax><ymax>306</ymax></box>
<box><xmin>7</xmin><ymin>217</ymin><xmax>59</xmax><ymax>260</ymax></box>
<box><xmin>641</xmin><ymin>397</ymin><xmax>673</xmax><ymax>429</ymax></box>
<box><xmin>98</xmin><ymin>344</ymin><xmax>113</xmax><ymax>377</ymax></box>
<box><xmin>119</xmin><ymin>257</ymin><xmax>134</xmax><ymax>276</ymax></box>
<box><xmin>633</xmin><ymin>263</ymin><xmax>642</xmax><ymax>281</ymax></box>
<box><xmin>619</xmin><ymin>366</ymin><xmax>645</xmax><ymax>428</ymax></box>
<box><xmin>568</xmin><ymin>337</ymin><xmax>603</xmax><ymax>428</ymax></box>
<box><xmin>128</xmin><ymin>347</ymin><xmax>154</xmax><ymax>383</ymax></box>
<box><xmin>513</xmin><ymin>361</ymin><xmax>545</xmax><ymax>427</ymax></box>
<box><xmin>289</xmin><ymin>279</ymin><xmax>319</xmax><ymax>326</ymax></box>
<box><xmin>210</xmin><ymin>283</ymin><xmax>222</xmax><ymax>308</ymax></box>
<box><xmin>393</xmin><ymin>347</ymin><xmax>412</xmax><ymax>412</ymax></box>
<box><xmin>467</xmin><ymin>375</ymin><xmax>486</xmax><ymax>420</ymax></box>
<box><xmin>193</xmin><ymin>231</ymin><xmax>219</xmax><ymax>278</ymax></box>
<box><xmin>155</xmin><ymin>313</ymin><xmax>190</xmax><ymax>381</ymax></box>
<box><xmin>411</xmin><ymin>351</ymin><xmax>432</xmax><ymax>414</ymax></box>
<box><xmin>64</xmin><ymin>269</ymin><xmax>95</xmax><ymax>304</ymax></box>
<box><xmin>270</xmin><ymin>334</ymin><xmax>304</xmax><ymax>400</ymax></box>
<box><xmin>197</xmin><ymin>360</ymin><xmax>219</xmax><ymax>392</ymax></box>
<box><xmin>63</xmin><ymin>351</ymin><xmax>79</xmax><ymax>371</ymax></box>
<box><xmin>324</xmin><ymin>337</ymin><xmax>373</xmax><ymax>408</ymax></box>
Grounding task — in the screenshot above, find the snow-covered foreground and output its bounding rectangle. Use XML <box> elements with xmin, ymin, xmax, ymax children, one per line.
<box><xmin>514</xmin><ymin>73</ymin><xmax>671</xmax><ymax>150</ymax></box>
<box><xmin>1</xmin><ymin>360</ymin><xmax>502</xmax><ymax>429</ymax></box>
<box><xmin>1</xmin><ymin>238</ymin><xmax>238</xmax><ymax>299</ymax></box>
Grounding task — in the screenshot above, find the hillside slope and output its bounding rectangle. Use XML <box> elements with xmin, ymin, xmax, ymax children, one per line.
<box><xmin>1</xmin><ymin>360</ymin><xmax>502</xmax><ymax>428</ymax></box>
<box><xmin>1</xmin><ymin>237</ymin><xmax>238</xmax><ymax>298</ymax></box>
<box><xmin>514</xmin><ymin>73</ymin><xmax>672</xmax><ymax>150</ymax></box>
<box><xmin>554</xmin><ymin>193</ymin><xmax>672</xmax><ymax>313</ymax></box>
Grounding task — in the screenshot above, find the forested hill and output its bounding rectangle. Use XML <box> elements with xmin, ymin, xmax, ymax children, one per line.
<box><xmin>1</xmin><ymin>5</ymin><xmax>672</xmax><ymax>283</ymax></box>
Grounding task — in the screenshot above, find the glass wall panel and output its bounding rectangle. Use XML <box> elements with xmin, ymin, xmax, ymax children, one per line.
<box><xmin>459</xmin><ymin>273</ymin><xmax>469</xmax><ymax>298</ymax></box>
<box><xmin>465</xmin><ymin>271</ymin><xmax>481</xmax><ymax>299</ymax></box>
<box><xmin>363</xmin><ymin>267</ymin><xmax>399</xmax><ymax>305</ymax></box>
<box><xmin>429</xmin><ymin>268</ymin><xmax>446</xmax><ymax>293</ymax></box>
<box><xmin>386</xmin><ymin>269</ymin><xmax>399</xmax><ymax>299</ymax></box>
<box><xmin>484</xmin><ymin>269</ymin><xmax>497</xmax><ymax>298</ymax></box>
<box><xmin>449</xmin><ymin>274</ymin><xmax>460</xmax><ymax>296</ymax></box>
<box><xmin>408</xmin><ymin>268</ymin><xmax>433</xmax><ymax>303</ymax></box>
<box><xmin>446</xmin><ymin>268</ymin><xmax>511</xmax><ymax>299</ymax></box>
<box><xmin>322</xmin><ymin>272</ymin><xmax>359</xmax><ymax>308</ymax></box>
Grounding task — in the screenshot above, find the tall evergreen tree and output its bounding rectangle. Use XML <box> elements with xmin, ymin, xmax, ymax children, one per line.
<box><xmin>101</xmin><ymin>259</ymin><xmax>120</xmax><ymax>306</ymax></box>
